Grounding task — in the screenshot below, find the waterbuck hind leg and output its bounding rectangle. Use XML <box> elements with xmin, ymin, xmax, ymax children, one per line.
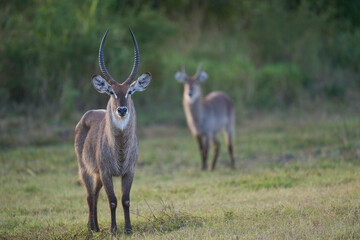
<box><xmin>100</xmin><ymin>173</ymin><xmax>118</xmax><ymax>233</ymax></box>
<box><xmin>228</xmin><ymin>143</ymin><xmax>235</xmax><ymax>169</ymax></box>
<box><xmin>225</xmin><ymin>131</ymin><xmax>235</xmax><ymax>169</ymax></box>
<box><xmin>80</xmin><ymin>170</ymin><xmax>99</xmax><ymax>231</ymax></box>
<box><xmin>122</xmin><ymin>172</ymin><xmax>134</xmax><ymax>234</ymax></box>
<box><xmin>211</xmin><ymin>136</ymin><xmax>220</xmax><ymax>171</ymax></box>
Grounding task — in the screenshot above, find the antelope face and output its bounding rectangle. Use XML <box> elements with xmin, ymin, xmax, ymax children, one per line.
<box><xmin>183</xmin><ymin>79</ymin><xmax>201</xmax><ymax>103</ymax></box>
<box><xmin>111</xmin><ymin>83</ymin><xmax>133</xmax><ymax>118</ymax></box>
<box><xmin>175</xmin><ymin>65</ymin><xmax>208</xmax><ymax>103</ymax></box>
<box><xmin>92</xmin><ymin>73</ymin><xmax>152</xmax><ymax>119</ymax></box>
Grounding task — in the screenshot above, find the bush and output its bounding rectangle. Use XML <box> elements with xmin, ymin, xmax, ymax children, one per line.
<box><xmin>252</xmin><ymin>64</ymin><xmax>305</xmax><ymax>108</ymax></box>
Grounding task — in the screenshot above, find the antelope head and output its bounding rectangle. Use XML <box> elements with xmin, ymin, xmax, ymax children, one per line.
<box><xmin>175</xmin><ymin>64</ymin><xmax>208</xmax><ymax>103</ymax></box>
<box><xmin>92</xmin><ymin>28</ymin><xmax>151</xmax><ymax>119</ymax></box>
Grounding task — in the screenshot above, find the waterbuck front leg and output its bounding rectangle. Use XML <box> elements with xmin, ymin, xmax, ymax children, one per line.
<box><xmin>93</xmin><ymin>174</ymin><xmax>103</xmax><ymax>231</ymax></box>
<box><xmin>100</xmin><ymin>173</ymin><xmax>118</xmax><ymax>233</ymax></box>
<box><xmin>202</xmin><ymin>136</ymin><xmax>210</xmax><ymax>170</ymax></box>
<box><xmin>80</xmin><ymin>170</ymin><xmax>100</xmax><ymax>232</ymax></box>
<box><xmin>121</xmin><ymin>172</ymin><xmax>134</xmax><ymax>234</ymax></box>
<box><xmin>211</xmin><ymin>135</ymin><xmax>220</xmax><ymax>171</ymax></box>
<box><xmin>196</xmin><ymin>135</ymin><xmax>204</xmax><ymax>169</ymax></box>
<box><xmin>196</xmin><ymin>135</ymin><xmax>208</xmax><ymax>170</ymax></box>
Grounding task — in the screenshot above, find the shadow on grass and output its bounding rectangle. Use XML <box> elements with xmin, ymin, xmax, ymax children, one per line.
<box><xmin>0</xmin><ymin>200</ymin><xmax>203</xmax><ymax>240</ymax></box>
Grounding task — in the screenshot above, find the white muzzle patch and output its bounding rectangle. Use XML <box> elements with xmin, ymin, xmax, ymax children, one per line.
<box><xmin>111</xmin><ymin>102</ymin><xmax>131</xmax><ymax>130</ymax></box>
<box><xmin>185</xmin><ymin>90</ymin><xmax>200</xmax><ymax>104</ymax></box>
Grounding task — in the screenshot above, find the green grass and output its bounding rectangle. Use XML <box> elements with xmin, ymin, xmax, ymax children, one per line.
<box><xmin>0</xmin><ymin>116</ymin><xmax>360</xmax><ymax>239</ymax></box>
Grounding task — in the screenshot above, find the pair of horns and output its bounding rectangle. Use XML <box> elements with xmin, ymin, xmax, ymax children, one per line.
<box><xmin>99</xmin><ymin>27</ymin><xmax>139</xmax><ymax>85</ymax></box>
<box><xmin>182</xmin><ymin>64</ymin><xmax>203</xmax><ymax>78</ymax></box>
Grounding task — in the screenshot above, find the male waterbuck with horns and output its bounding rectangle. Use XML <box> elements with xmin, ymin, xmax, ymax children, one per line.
<box><xmin>74</xmin><ymin>27</ymin><xmax>151</xmax><ymax>234</ymax></box>
<box><xmin>175</xmin><ymin>64</ymin><xmax>235</xmax><ymax>170</ymax></box>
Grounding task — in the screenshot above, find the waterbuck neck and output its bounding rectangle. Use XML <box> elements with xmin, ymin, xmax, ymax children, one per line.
<box><xmin>183</xmin><ymin>87</ymin><xmax>204</xmax><ymax>134</ymax></box>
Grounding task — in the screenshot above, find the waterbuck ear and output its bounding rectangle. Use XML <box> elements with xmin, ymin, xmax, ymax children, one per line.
<box><xmin>126</xmin><ymin>72</ymin><xmax>152</xmax><ymax>97</ymax></box>
<box><xmin>197</xmin><ymin>71</ymin><xmax>208</xmax><ymax>82</ymax></box>
<box><xmin>91</xmin><ymin>75</ymin><xmax>117</xmax><ymax>98</ymax></box>
<box><xmin>175</xmin><ymin>71</ymin><xmax>186</xmax><ymax>83</ymax></box>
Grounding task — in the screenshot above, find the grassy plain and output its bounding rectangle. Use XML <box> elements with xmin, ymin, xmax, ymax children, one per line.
<box><xmin>0</xmin><ymin>115</ymin><xmax>359</xmax><ymax>239</ymax></box>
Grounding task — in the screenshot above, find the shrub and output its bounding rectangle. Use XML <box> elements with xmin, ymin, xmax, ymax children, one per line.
<box><xmin>252</xmin><ymin>64</ymin><xmax>305</xmax><ymax>108</ymax></box>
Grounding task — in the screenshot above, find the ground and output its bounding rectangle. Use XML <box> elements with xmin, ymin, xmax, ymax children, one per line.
<box><xmin>0</xmin><ymin>115</ymin><xmax>359</xmax><ymax>239</ymax></box>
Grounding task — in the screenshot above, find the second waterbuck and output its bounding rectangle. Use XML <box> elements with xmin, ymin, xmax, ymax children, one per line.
<box><xmin>175</xmin><ymin>64</ymin><xmax>235</xmax><ymax>170</ymax></box>
<box><xmin>74</xmin><ymin>28</ymin><xmax>151</xmax><ymax>234</ymax></box>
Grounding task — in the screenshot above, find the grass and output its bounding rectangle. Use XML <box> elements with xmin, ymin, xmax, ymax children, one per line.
<box><xmin>0</xmin><ymin>115</ymin><xmax>359</xmax><ymax>239</ymax></box>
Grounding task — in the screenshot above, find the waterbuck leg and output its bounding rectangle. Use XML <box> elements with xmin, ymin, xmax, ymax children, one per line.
<box><xmin>202</xmin><ymin>136</ymin><xmax>210</xmax><ymax>170</ymax></box>
<box><xmin>100</xmin><ymin>173</ymin><xmax>118</xmax><ymax>233</ymax></box>
<box><xmin>93</xmin><ymin>174</ymin><xmax>103</xmax><ymax>231</ymax></box>
<box><xmin>196</xmin><ymin>135</ymin><xmax>204</xmax><ymax>169</ymax></box>
<box><xmin>121</xmin><ymin>172</ymin><xmax>134</xmax><ymax>234</ymax></box>
<box><xmin>79</xmin><ymin>170</ymin><xmax>98</xmax><ymax>231</ymax></box>
<box><xmin>211</xmin><ymin>136</ymin><xmax>220</xmax><ymax>171</ymax></box>
<box><xmin>228</xmin><ymin>143</ymin><xmax>235</xmax><ymax>169</ymax></box>
<box><xmin>225</xmin><ymin>131</ymin><xmax>235</xmax><ymax>169</ymax></box>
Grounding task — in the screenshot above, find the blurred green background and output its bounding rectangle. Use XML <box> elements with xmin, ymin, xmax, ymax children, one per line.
<box><xmin>1</xmin><ymin>0</ymin><xmax>359</xmax><ymax>147</ymax></box>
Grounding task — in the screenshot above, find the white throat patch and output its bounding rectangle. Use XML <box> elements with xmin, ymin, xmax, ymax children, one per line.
<box><xmin>111</xmin><ymin>102</ymin><xmax>131</xmax><ymax>130</ymax></box>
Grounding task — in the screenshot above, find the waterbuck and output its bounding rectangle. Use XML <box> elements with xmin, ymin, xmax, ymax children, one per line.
<box><xmin>74</xmin><ymin>27</ymin><xmax>151</xmax><ymax>234</ymax></box>
<box><xmin>175</xmin><ymin>64</ymin><xmax>235</xmax><ymax>170</ymax></box>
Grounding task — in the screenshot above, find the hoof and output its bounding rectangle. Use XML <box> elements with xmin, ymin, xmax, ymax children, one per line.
<box><xmin>111</xmin><ymin>226</ymin><xmax>118</xmax><ymax>234</ymax></box>
<box><xmin>88</xmin><ymin>222</ymin><xmax>100</xmax><ymax>232</ymax></box>
<box><xmin>125</xmin><ymin>227</ymin><xmax>133</xmax><ymax>235</ymax></box>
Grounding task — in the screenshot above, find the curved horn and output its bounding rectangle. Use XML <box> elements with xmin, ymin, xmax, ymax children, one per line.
<box><xmin>99</xmin><ymin>28</ymin><xmax>116</xmax><ymax>84</ymax></box>
<box><xmin>195</xmin><ymin>63</ymin><xmax>203</xmax><ymax>78</ymax></box>
<box><xmin>124</xmin><ymin>27</ymin><xmax>140</xmax><ymax>85</ymax></box>
<box><xmin>181</xmin><ymin>64</ymin><xmax>188</xmax><ymax>76</ymax></box>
